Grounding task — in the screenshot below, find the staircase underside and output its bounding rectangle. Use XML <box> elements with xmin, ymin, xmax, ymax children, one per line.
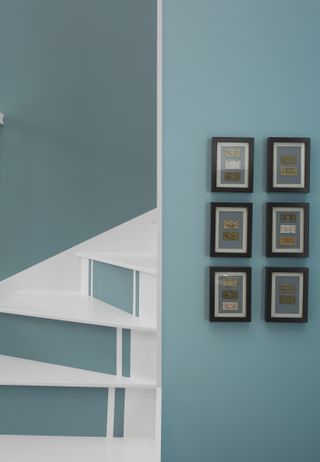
<box><xmin>0</xmin><ymin>436</ymin><xmax>158</xmax><ymax>462</ymax></box>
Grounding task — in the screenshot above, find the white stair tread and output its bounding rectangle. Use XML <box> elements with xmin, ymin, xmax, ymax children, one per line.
<box><xmin>0</xmin><ymin>291</ymin><xmax>156</xmax><ymax>331</ymax></box>
<box><xmin>0</xmin><ymin>355</ymin><xmax>157</xmax><ymax>388</ymax></box>
<box><xmin>77</xmin><ymin>252</ymin><xmax>157</xmax><ymax>275</ymax></box>
<box><xmin>0</xmin><ymin>436</ymin><xmax>159</xmax><ymax>462</ymax></box>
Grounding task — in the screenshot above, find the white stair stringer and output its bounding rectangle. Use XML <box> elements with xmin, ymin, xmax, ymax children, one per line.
<box><xmin>0</xmin><ymin>355</ymin><xmax>156</xmax><ymax>389</ymax></box>
<box><xmin>0</xmin><ymin>291</ymin><xmax>156</xmax><ymax>332</ymax></box>
<box><xmin>0</xmin><ymin>210</ymin><xmax>161</xmax><ymax>461</ymax></box>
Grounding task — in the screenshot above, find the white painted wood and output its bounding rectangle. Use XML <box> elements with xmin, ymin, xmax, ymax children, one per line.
<box><xmin>0</xmin><ymin>355</ymin><xmax>156</xmax><ymax>389</ymax></box>
<box><xmin>116</xmin><ymin>328</ymin><xmax>123</xmax><ymax>377</ymax></box>
<box><xmin>106</xmin><ymin>388</ymin><xmax>115</xmax><ymax>437</ymax></box>
<box><xmin>0</xmin><ymin>291</ymin><xmax>156</xmax><ymax>332</ymax></box>
<box><xmin>155</xmin><ymin>388</ymin><xmax>162</xmax><ymax>458</ymax></box>
<box><xmin>124</xmin><ymin>389</ymin><xmax>156</xmax><ymax>438</ymax></box>
<box><xmin>77</xmin><ymin>252</ymin><xmax>157</xmax><ymax>276</ymax></box>
<box><xmin>131</xmin><ymin>331</ymin><xmax>157</xmax><ymax>382</ymax></box>
<box><xmin>139</xmin><ymin>273</ymin><xmax>157</xmax><ymax>325</ymax></box>
<box><xmin>90</xmin><ymin>259</ymin><xmax>93</xmax><ymax>296</ymax></box>
<box><xmin>80</xmin><ymin>258</ymin><xmax>90</xmax><ymax>294</ymax></box>
<box><xmin>0</xmin><ymin>112</ymin><xmax>4</xmax><ymax>125</ymax></box>
<box><xmin>156</xmin><ymin>3</ymin><xmax>163</xmax><ymax>458</ymax></box>
<box><xmin>0</xmin><ymin>436</ymin><xmax>158</xmax><ymax>462</ymax></box>
<box><xmin>133</xmin><ymin>271</ymin><xmax>137</xmax><ymax>316</ymax></box>
<box><xmin>0</xmin><ymin>210</ymin><xmax>157</xmax><ymax>292</ymax></box>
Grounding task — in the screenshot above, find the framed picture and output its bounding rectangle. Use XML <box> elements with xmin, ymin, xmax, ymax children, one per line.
<box><xmin>266</xmin><ymin>203</ymin><xmax>309</xmax><ymax>257</ymax></box>
<box><xmin>267</xmin><ymin>137</ymin><xmax>310</xmax><ymax>192</ymax></box>
<box><xmin>265</xmin><ymin>267</ymin><xmax>308</xmax><ymax>322</ymax></box>
<box><xmin>210</xmin><ymin>267</ymin><xmax>251</xmax><ymax>322</ymax></box>
<box><xmin>212</xmin><ymin>137</ymin><xmax>254</xmax><ymax>192</ymax></box>
<box><xmin>211</xmin><ymin>203</ymin><xmax>252</xmax><ymax>257</ymax></box>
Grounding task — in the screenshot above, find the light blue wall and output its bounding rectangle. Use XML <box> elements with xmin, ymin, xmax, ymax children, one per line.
<box><xmin>0</xmin><ymin>0</ymin><xmax>156</xmax><ymax>280</ymax></box>
<box><xmin>163</xmin><ymin>1</ymin><xmax>320</xmax><ymax>461</ymax></box>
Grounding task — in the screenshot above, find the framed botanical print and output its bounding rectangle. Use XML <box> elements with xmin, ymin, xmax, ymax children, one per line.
<box><xmin>212</xmin><ymin>137</ymin><xmax>254</xmax><ymax>192</ymax></box>
<box><xmin>210</xmin><ymin>267</ymin><xmax>251</xmax><ymax>322</ymax></box>
<box><xmin>267</xmin><ymin>137</ymin><xmax>310</xmax><ymax>192</ymax></box>
<box><xmin>265</xmin><ymin>267</ymin><xmax>308</xmax><ymax>322</ymax></box>
<box><xmin>211</xmin><ymin>203</ymin><xmax>252</xmax><ymax>257</ymax></box>
<box><xmin>266</xmin><ymin>203</ymin><xmax>309</xmax><ymax>257</ymax></box>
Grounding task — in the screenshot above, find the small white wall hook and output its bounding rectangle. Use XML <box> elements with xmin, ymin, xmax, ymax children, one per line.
<box><xmin>0</xmin><ymin>113</ymin><xmax>4</xmax><ymax>125</ymax></box>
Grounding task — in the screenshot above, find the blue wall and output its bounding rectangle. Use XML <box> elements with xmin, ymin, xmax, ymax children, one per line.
<box><xmin>0</xmin><ymin>0</ymin><xmax>156</xmax><ymax>280</ymax></box>
<box><xmin>163</xmin><ymin>1</ymin><xmax>320</xmax><ymax>461</ymax></box>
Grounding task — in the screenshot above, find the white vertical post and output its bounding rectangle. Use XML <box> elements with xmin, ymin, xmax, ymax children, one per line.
<box><xmin>107</xmin><ymin>387</ymin><xmax>115</xmax><ymax>437</ymax></box>
<box><xmin>156</xmin><ymin>0</ymin><xmax>163</xmax><ymax>458</ymax></box>
<box><xmin>133</xmin><ymin>270</ymin><xmax>137</xmax><ymax>316</ymax></box>
<box><xmin>80</xmin><ymin>257</ymin><xmax>90</xmax><ymax>294</ymax></box>
<box><xmin>116</xmin><ymin>328</ymin><xmax>123</xmax><ymax>377</ymax></box>
<box><xmin>157</xmin><ymin>0</ymin><xmax>163</xmax><ymax>391</ymax></box>
<box><xmin>90</xmin><ymin>260</ymin><xmax>93</xmax><ymax>297</ymax></box>
<box><xmin>155</xmin><ymin>387</ymin><xmax>162</xmax><ymax>454</ymax></box>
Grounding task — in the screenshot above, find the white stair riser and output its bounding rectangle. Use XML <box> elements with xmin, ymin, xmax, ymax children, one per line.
<box><xmin>131</xmin><ymin>331</ymin><xmax>157</xmax><ymax>382</ymax></box>
<box><xmin>139</xmin><ymin>273</ymin><xmax>157</xmax><ymax>325</ymax></box>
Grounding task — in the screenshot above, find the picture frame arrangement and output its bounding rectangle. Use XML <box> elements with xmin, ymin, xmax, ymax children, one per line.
<box><xmin>209</xmin><ymin>135</ymin><xmax>311</xmax><ymax>323</ymax></box>
<box><xmin>265</xmin><ymin>267</ymin><xmax>308</xmax><ymax>323</ymax></box>
<box><xmin>210</xmin><ymin>267</ymin><xmax>251</xmax><ymax>322</ymax></box>
<box><xmin>267</xmin><ymin>137</ymin><xmax>310</xmax><ymax>193</ymax></box>
<box><xmin>212</xmin><ymin>137</ymin><xmax>254</xmax><ymax>192</ymax></box>
<box><xmin>211</xmin><ymin>203</ymin><xmax>252</xmax><ymax>258</ymax></box>
<box><xmin>266</xmin><ymin>202</ymin><xmax>309</xmax><ymax>257</ymax></box>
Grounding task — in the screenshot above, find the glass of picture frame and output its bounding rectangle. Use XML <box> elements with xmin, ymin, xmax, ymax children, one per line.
<box><xmin>267</xmin><ymin>137</ymin><xmax>310</xmax><ymax>192</ymax></box>
<box><xmin>266</xmin><ymin>203</ymin><xmax>309</xmax><ymax>257</ymax></box>
<box><xmin>211</xmin><ymin>203</ymin><xmax>252</xmax><ymax>257</ymax></box>
<box><xmin>212</xmin><ymin>137</ymin><xmax>254</xmax><ymax>192</ymax></box>
<box><xmin>210</xmin><ymin>267</ymin><xmax>251</xmax><ymax>322</ymax></box>
<box><xmin>265</xmin><ymin>267</ymin><xmax>308</xmax><ymax>322</ymax></box>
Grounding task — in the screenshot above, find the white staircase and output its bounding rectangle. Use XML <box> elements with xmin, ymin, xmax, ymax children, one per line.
<box><xmin>0</xmin><ymin>211</ymin><xmax>161</xmax><ymax>461</ymax></box>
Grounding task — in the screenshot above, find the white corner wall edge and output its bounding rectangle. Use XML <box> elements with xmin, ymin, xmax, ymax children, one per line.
<box><xmin>0</xmin><ymin>209</ymin><xmax>158</xmax><ymax>292</ymax></box>
<box><xmin>156</xmin><ymin>0</ymin><xmax>163</xmax><ymax>460</ymax></box>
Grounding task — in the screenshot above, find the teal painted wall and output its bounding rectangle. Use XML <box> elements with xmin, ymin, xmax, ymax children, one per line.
<box><xmin>0</xmin><ymin>387</ymin><xmax>108</xmax><ymax>436</ymax></box>
<box><xmin>0</xmin><ymin>313</ymin><xmax>117</xmax><ymax>373</ymax></box>
<box><xmin>163</xmin><ymin>1</ymin><xmax>320</xmax><ymax>461</ymax></box>
<box><xmin>92</xmin><ymin>262</ymin><xmax>133</xmax><ymax>313</ymax></box>
<box><xmin>0</xmin><ymin>0</ymin><xmax>156</xmax><ymax>280</ymax></box>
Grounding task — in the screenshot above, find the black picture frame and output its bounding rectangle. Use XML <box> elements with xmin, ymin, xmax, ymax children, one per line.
<box><xmin>210</xmin><ymin>267</ymin><xmax>251</xmax><ymax>322</ymax></box>
<box><xmin>267</xmin><ymin>137</ymin><xmax>310</xmax><ymax>192</ymax></box>
<box><xmin>265</xmin><ymin>267</ymin><xmax>308</xmax><ymax>323</ymax></box>
<box><xmin>211</xmin><ymin>203</ymin><xmax>252</xmax><ymax>258</ymax></box>
<box><xmin>212</xmin><ymin>137</ymin><xmax>254</xmax><ymax>192</ymax></box>
<box><xmin>266</xmin><ymin>202</ymin><xmax>309</xmax><ymax>257</ymax></box>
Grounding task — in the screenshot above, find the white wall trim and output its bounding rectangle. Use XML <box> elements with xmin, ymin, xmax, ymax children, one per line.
<box><xmin>156</xmin><ymin>0</ymin><xmax>163</xmax><ymax>458</ymax></box>
<box><xmin>156</xmin><ymin>0</ymin><xmax>163</xmax><ymax>390</ymax></box>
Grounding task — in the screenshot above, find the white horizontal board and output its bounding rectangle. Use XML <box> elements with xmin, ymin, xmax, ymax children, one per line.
<box><xmin>0</xmin><ymin>355</ymin><xmax>156</xmax><ymax>388</ymax></box>
<box><xmin>77</xmin><ymin>252</ymin><xmax>157</xmax><ymax>276</ymax></box>
<box><xmin>0</xmin><ymin>436</ymin><xmax>158</xmax><ymax>462</ymax></box>
<box><xmin>0</xmin><ymin>291</ymin><xmax>156</xmax><ymax>332</ymax></box>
